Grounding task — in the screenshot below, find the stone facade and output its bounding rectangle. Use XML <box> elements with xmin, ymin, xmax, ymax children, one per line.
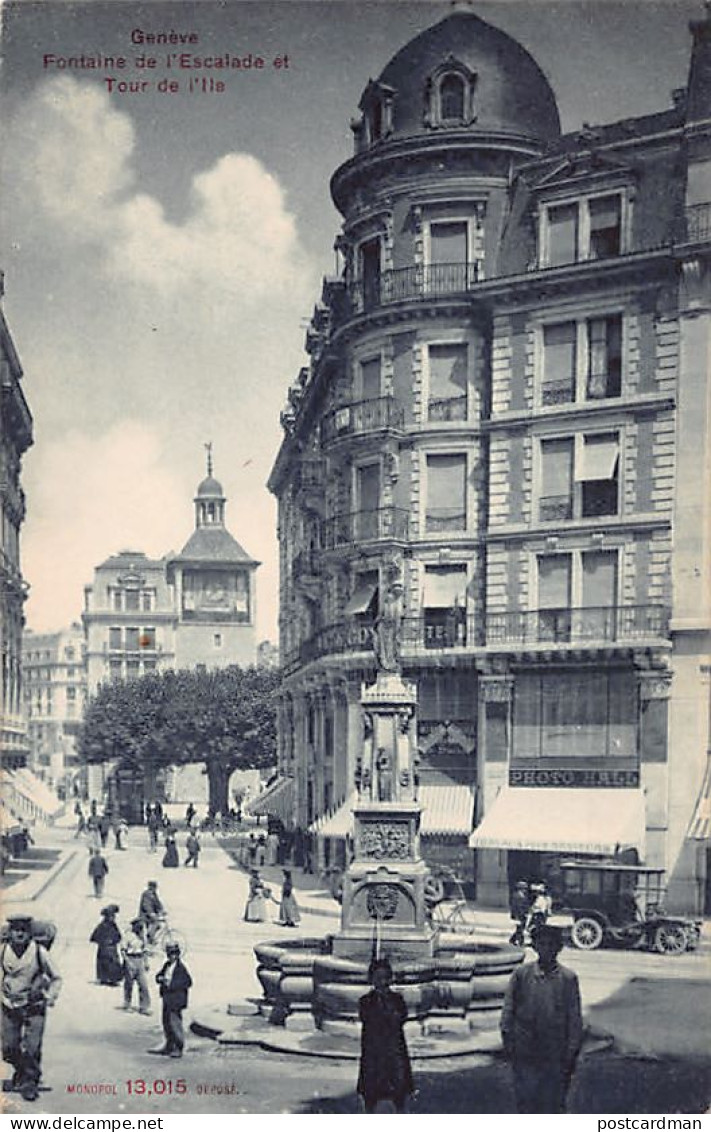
<box><xmin>0</xmin><ymin>282</ymin><xmax>32</xmax><ymax>769</ymax></box>
<box><xmin>269</xmin><ymin>10</ymin><xmax>711</xmax><ymax>912</ymax></box>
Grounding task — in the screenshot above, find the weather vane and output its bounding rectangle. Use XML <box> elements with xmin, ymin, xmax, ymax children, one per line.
<box><xmin>204</xmin><ymin>441</ymin><xmax>213</xmax><ymax>477</ymax></box>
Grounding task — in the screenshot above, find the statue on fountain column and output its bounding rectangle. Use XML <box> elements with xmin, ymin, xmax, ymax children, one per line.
<box><xmin>375</xmin><ymin>748</ymin><xmax>393</xmax><ymax>802</ymax></box>
<box><xmin>372</xmin><ymin>580</ymin><xmax>403</xmax><ymax>672</ymax></box>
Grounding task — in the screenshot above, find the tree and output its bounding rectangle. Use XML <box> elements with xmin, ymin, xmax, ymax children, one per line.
<box><xmin>78</xmin><ymin>665</ymin><xmax>281</xmax><ymax>814</ymax></box>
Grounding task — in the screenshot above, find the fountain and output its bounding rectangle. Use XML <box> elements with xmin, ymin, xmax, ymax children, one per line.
<box><xmin>247</xmin><ymin>575</ymin><xmax>524</xmax><ymax>1054</ymax></box>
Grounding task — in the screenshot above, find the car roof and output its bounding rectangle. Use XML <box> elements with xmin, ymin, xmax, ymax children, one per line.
<box><xmin>559</xmin><ymin>860</ymin><xmax>665</xmax><ymax>875</ymax></box>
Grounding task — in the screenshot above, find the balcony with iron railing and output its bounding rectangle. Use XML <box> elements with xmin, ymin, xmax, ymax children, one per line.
<box><xmin>683</xmin><ymin>202</ymin><xmax>711</xmax><ymax>243</ymax></box>
<box><xmin>428</xmin><ymin>394</ymin><xmax>468</xmax><ymax>422</ymax></box>
<box><xmin>347</xmin><ymin>261</ymin><xmax>481</xmax><ymax>315</ymax></box>
<box><xmin>320</xmin><ymin>507</ymin><xmax>409</xmax><ymax>551</ymax></box>
<box><xmin>321</xmin><ymin>395</ymin><xmax>404</xmax><ymax>445</ymax></box>
<box><xmin>486</xmin><ymin>605</ymin><xmax>670</xmax><ymax>646</ymax></box>
<box><xmin>287</xmin><ymin>611</ymin><xmax>480</xmax><ymax>670</ymax></box>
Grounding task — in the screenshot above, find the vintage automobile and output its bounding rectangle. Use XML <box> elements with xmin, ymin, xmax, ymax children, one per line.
<box><xmin>559</xmin><ymin>859</ymin><xmax>702</xmax><ymax>954</ymax></box>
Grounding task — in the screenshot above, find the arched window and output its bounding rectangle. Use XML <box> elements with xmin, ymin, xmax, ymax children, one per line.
<box><xmin>440</xmin><ymin>73</ymin><xmax>465</xmax><ymax>122</ymax></box>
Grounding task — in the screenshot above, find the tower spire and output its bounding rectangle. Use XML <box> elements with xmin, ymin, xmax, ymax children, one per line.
<box><xmin>204</xmin><ymin>441</ymin><xmax>213</xmax><ymax>478</ymax></box>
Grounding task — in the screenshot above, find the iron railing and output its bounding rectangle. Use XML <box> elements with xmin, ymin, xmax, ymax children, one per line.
<box><xmin>320</xmin><ymin>507</ymin><xmax>409</xmax><ymax>550</ymax></box>
<box><xmin>684</xmin><ymin>202</ymin><xmax>711</xmax><ymax>243</ymax></box>
<box><xmin>428</xmin><ymin>394</ymin><xmax>468</xmax><ymax>422</ymax></box>
<box><xmin>348</xmin><ymin>261</ymin><xmax>480</xmax><ymax>313</ymax></box>
<box><xmin>486</xmin><ymin>605</ymin><xmax>670</xmax><ymax>645</ymax></box>
<box><xmin>321</xmin><ymin>396</ymin><xmax>404</xmax><ymax>444</ymax></box>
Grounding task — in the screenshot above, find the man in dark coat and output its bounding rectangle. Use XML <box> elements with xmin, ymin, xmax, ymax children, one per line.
<box><xmin>509</xmin><ymin>880</ymin><xmax>530</xmax><ymax>946</ymax></box>
<box><xmin>138</xmin><ymin>881</ymin><xmax>165</xmax><ymax>944</ymax></box>
<box><xmin>151</xmin><ymin>943</ymin><xmax>192</xmax><ymax>1058</ymax></box>
<box><xmin>357</xmin><ymin>957</ymin><xmax>413</xmax><ymax>1113</ymax></box>
<box><xmin>88</xmin><ymin>850</ymin><xmax>109</xmax><ymax>898</ymax></box>
<box><xmin>500</xmin><ymin>924</ymin><xmax>583</xmax><ymax>1113</ymax></box>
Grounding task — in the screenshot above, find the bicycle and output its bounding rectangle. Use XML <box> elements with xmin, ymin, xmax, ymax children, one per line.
<box><xmin>141</xmin><ymin>915</ymin><xmax>187</xmax><ymax>956</ymax></box>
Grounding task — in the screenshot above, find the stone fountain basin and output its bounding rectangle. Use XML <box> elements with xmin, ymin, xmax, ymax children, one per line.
<box><xmin>254</xmin><ymin>934</ymin><xmax>523</xmax><ymax>1026</ymax></box>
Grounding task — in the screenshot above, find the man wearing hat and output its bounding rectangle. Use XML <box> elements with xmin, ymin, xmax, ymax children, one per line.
<box><xmin>120</xmin><ymin>919</ymin><xmax>151</xmax><ymax>1015</ymax></box>
<box><xmin>1</xmin><ymin>915</ymin><xmax>62</xmax><ymax>1102</ymax></box>
<box><xmin>138</xmin><ymin>881</ymin><xmax>165</xmax><ymax>945</ymax></box>
<box><xmin>151</xmin><ymin>943</ymin><xmax>192</xmax><ymax>1059</ymax></box>
<box><xmin>500</xmin><ymin>924</ymin><xmax>583</xmax><ymax>1113</ymax></box>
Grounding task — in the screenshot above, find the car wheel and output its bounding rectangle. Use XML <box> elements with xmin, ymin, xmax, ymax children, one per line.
<box><xmin>654</xmin><ymin>922</ymin><xmax>688</xmax><ymax>955</ymax></box>
<box><xmin>571</xmin><ymin>916</ymin><xmax>604</xmax><ymax>950</ymax></box>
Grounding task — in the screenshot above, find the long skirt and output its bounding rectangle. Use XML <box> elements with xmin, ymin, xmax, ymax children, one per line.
<box><xmin>96</xmin><ymin>945</ymin><xmax>124</xmax><ymax>986</ymax></box>
<box><xmin>244</xmin><ymin>894</ymin><xmax>267</xmax><ymax>922</ymax></box>
<box><xmin>162</xmin><ymin>842</ymin><xmax>179</xmax><ymax>868</ymax></box>
<box><xmin>279</xmin><ymin>893</ymin><xmax>300</xmax><ymax>926</ymax></box>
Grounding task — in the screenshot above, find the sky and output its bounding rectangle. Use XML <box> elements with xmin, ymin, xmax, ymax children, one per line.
<box><xmin>0</xmin><ymin>0</ymin><xmax>703</xmax><ymax>642</ymax></box>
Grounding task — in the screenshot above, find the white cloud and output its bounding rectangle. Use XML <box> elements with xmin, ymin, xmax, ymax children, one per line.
<box><xmin>22</xmin><ymin>420</ymin><xmax>186</xmax><ymax>632</ymax></box>
<box><xmin>11</xmin><ymin>75</ymin><xmax>313</xmax><ymax>301</ymax></box>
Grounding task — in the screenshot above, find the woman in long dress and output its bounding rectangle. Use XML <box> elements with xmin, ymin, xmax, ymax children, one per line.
<box><xmin>244</xmin><ymin>870</ymin><xmax>269</xmax><ymax>922</ymax></box>
<box><xmin>278</xmin><ymin>869</ymin><xmax>300</xmax><ymax>927</ymax></box>
<box><xmin>90</xmin><ymin>905</ymin><xmax>124</xmax><ymax>986</ymax></box>
<box><xmin>162</xmin><ymin>831</ymin><xmax>179</xmax><ymax>868</ymax></box>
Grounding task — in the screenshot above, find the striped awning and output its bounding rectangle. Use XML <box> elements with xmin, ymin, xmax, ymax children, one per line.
<box><xmin>247</xmin><ymin>777</ymin><xmax>295</xmax><ymax>824</ymax></box>
<box><xmin>469</xmin><ymin>786</ymin><xmax>645</xmax><ymax>855</ymax></box>
<box><xmin>310</xmin><ymin>784</ymin><xmax>475</xmax><ymax>838</ymax></box>
<box><xmin>688</xmin><ymin>758</ymin><xmax>711</xmax><ymax>840</ymax></box>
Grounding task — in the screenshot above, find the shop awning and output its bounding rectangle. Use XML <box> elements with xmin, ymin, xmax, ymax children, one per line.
<box><xmin>310</xmin><ymin>784</ymin><xmax>475</xmax><ymax>838</ymax></box>
<box><xmin>247</xmin><ymin>776</ymin><xmax>295</xmax><ymax>824</ymax></box>
<box><xmin>343</xmin><ymin>581</ymin><xmax>378</xmax><ymax>616</ymax></box>
<box><xmin>576</xmin><ymin>436</ymin><xmax>619</xmax><ymax>481</ymax></box>
<box><xmin>688</xmin><ymin>758</ymin><xmax>711</xmax><ymax>840</ymax></box>
<box><xmin>423</xmin><ymin>568</ymin><xmax>467</xmax><ymax>608</ymax></box>
<box><xmin>469</xmin><ymin>786</ymin><xmax>645</xmax><ymax>855</ymax></box>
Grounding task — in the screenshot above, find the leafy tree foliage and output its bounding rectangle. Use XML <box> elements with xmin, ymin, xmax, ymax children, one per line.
<box><xmin>78</xmin><ymin>665</ymin><xmax>280</xmax><ymax>814</ymax></box>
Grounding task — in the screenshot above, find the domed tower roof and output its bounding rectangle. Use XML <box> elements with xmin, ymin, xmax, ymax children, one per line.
<box><xmin>196</xmin><ymin>475</ymin><xmax>224</xmax><ymax>499</ymax></box>
<box><xmin>373</xmin><ymin>10</ymin><xmax>560</xmax><ymax>146</ymax></box>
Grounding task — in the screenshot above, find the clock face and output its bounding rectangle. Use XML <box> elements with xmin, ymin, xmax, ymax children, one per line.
<box><xmin>202</xmin><ymin>575</ymin><xmax>228</xmax><ymax>606</ymax></box>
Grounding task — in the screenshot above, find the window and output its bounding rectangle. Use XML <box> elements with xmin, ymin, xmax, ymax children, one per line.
<box><xmin>359</xmin><ymin>357</ymin><xmax>381</xmax><ymax>402</ymax></box>
<box><xmin>126</xmin><ymin>660</ymin><xmax>140</xmax><ymax>679</ymax></box>
<box><xmin>427</xmin><ymin>344</ymin><xmax>468</xmax><ymax>421</ymax></box>
<box><xmin>67</xmin><ymin>686</ymin><xmax>76</xmax><ymax>700</ymax></box>
<box><xmin>112</xmin><ymin>590</ymin><xmax>122</xmax><ymax>612</ymax></box>
<box><xmin>124</xmin><ymin>627</ymin><xmax>140</xmax><ymax>651</ymax></box>
<box><xmin>359</xmin><ymin>238</ymin><xmax>381</xmax><ymax>310</ymax></box>
<box><xmin>425</xmin><ymin>453</ymin><xmax>467</xmax><ymax>532</ymax></box>
<box><xmin>109</xmin><ymin>660</ymin><xmax>122</xmax><ymax>680</ymax></box>
<box><xmin>589</xmin><ymin>195</ymin><xmax>622</xmax><ymax>259</ymax></box>
<box><xmin>125</xmin><ymin>589</ymin><xmax>140</xmax><ymax>612</ymax></box>
<box><xmin>440</xmin><ymin>73</ymin><xmax>465</xmax><ymax>121</ymax></box>
<box><xmin>587</xmin><ymin>316</ymin><xmax>622</xmax><ymax>399</ymax></box>
<box><xmin>139</xmin><ymin>628</ymin><xmax>156</xmax><ymax>650</ymax></box>
<box><xmin>143</xmin><ymin>659</ymin><xmax>157</xmax><ymax>672</ymax></box>
<box><xmin>513</xmin><ymin>670</ymin><xmax>636</xmax><ymax>760</ymax></box>
<box><xmin>213</xmin><ymin>633</ymin><xmax>223</xmax><ymax>648</ymax></box>
<box><xmin>142</xmin><ymin>590</ymin><xmax>153</xmax><ymax>612</ymax></box>
<box><xmin>430</xmin><ymin>221</ymin><xmax>468</xmax><ymax>266</ymax></box>
<box><xmin>423</xmin><ymin>565</ymin><xmax>467</xmax><ymax>646</ymax></box>
<box><xmin>108</xmin><ymin>627</ymin><xmax>121</xmax><ymax>650</ymax></box>
<box><xmin>542</xmin><ymin>323</ymin><xmax>576</xmax><ymax>405</ymax></box>
<box><xmin>539</xmin><ymin>438</ymin><xmax>574</xmax><ymax>521</ymax></box>
<box><xmin>547</xmin><ymin>203</ymin><xmax>578</xmax><ymax>266</ymax></box>
<box><xmin>369</xmin><ymin>99</ymin><xmax>383</xmax><ymax>141</ymax></box>
<box><xmin>64</xmin><ymin>646</ymin><xmax>75</xmax><ymax>661</ymax></box>
<box><xmin>535</xmin><ymin>549</ymin><xmax>619</xmax><ymax>641</ymax></box>
<box><xmin>537</xmin><ymin>554</ymin><xmax>572</xmax><ymax>641</ymax></box>
<box><xmin>578</xmin><ymin>433</ymin><xmax>619</xmax><ymax>517</ymax></box>
<box><xmin>542</xmin><ymin>193</ymin><xmax>624</xmax><ymax>267</ymax></box>
<box><xmin>538</xmin><ymin>432</ymin><xmax>619</xmax><ymax>521</ymax></box>
<box><xmin>355</xmin><ymin>463</ymin><xmax>380</xmax><ymax>540</ymax></box>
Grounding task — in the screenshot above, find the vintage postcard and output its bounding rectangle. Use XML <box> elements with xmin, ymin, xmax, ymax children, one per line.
<box><xmin>1</xmin><ymin>0</ymin><xmax>709</xmax><ymax>1119</ymax></box>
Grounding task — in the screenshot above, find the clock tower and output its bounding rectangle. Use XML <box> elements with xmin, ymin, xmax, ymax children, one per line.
<box><xmin>168</xmin><ymin>451</ymin><xmax>260</xmax><ymax>669</ymax></box>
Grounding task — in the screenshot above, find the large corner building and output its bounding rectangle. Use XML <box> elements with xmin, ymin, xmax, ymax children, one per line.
<box><xmin>268</xmin><ymin>9</ymin><xmax>711</xmax><ymax>912</ymax></box>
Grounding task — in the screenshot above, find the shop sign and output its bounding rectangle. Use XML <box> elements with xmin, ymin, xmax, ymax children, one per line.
<box><xmin>509</xmin><ymin>767</ymin><xmax>640</xmax><ymax>788</ymax></box>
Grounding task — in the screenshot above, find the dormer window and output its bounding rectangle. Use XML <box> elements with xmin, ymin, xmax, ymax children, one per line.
<box><xmin>541</xmin><ymin>192</ymin><xmax>626</xmax><ymax>267</ymax></box>
<box><xmin>440</xmin><ymin>73</ymin><xmax>465</xmax><ymax>122</ymax></box>
<box><xmin>357</xmin><ymin>80</ymin><xmax>395</xmax><ymax>149</ymax></box>
<box><xmin>424</xmin><ymin>58</ymin><xmax>477</xmax><ymax>128</ymax></box>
